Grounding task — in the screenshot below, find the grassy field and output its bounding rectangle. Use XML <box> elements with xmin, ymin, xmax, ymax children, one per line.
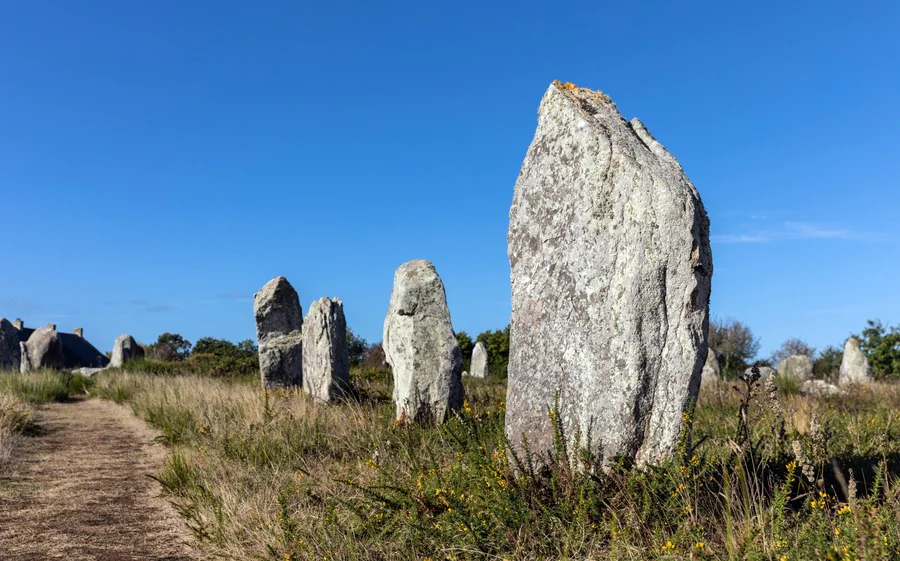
<box><xmin>0</xmin><ymin>370</ymin><xmax>91</xmax><ymax>476</ymax></box>
<box><xmin>5</xmin><ymin>368</ymin><xmax>900</xmax><ymax>560</ymax></box>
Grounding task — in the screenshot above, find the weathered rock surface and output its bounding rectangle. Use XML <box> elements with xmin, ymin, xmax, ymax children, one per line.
<box><xmin>21</xmin><ymin>325</ymin><xmax>64</xmax><ymax>371</ymax></box>
<box><xmin>302</xmin><ymin>297</ymin><xmax>350</xmax><ymax>402</ymax></box>
<box><xmin>839</xmin><ymin>337</ymin><xmax>873</xmax><ymax>385</ymax></box>
<box><xmin>110</xmin><ymin>335</ymin><xmax>145</xmax><ymax>368</ymax></box>
<box><xmin>744</xmin><ymin>366</ymin><xmax>775</xmax><ymax>381</ymax></box>
<box><xmin>701</xmin><ymin>349</ymin><xmax>721</xmax><ymax>386</ymax></box>
<box><xmin>470</xmin><ymin>342</ymin><xmax>489</xmax><ymax>379</ymax></box>
<box><xmin>802</xmin><ymin>379</ymin><xmax>843</xmax><ymax>396</ymax></box>
<box><xmin>254</xmin><ymin>277</ymin><xmax>303</xmax><ymax>388</ymax></box>
<box><xmin>506</xmin><ymin>81</ymin><xmax>713</xmax><ymax>466</ymax></box>
<box><xmin>0</xmin><ymin>318</ymin><xmax>21</xmax><ymax>371</ymax></box>
<box><xmin>778</xmin><ymin>355</ymin><xmax>813</xmax><ymax>381</ymax></box>
<box><xmin>383</xmin><ymin>260</ymin><xmax>463</xmax><ymax>423</ymax></box>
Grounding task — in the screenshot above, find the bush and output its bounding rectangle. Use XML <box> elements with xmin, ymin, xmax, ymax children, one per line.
<box><xmin>854</xmin><ymin>320</ymin><xmax>900</xmax><ymax>379</ymax></box>
<box><xmin>146</xmin><ymin>333</ymin><xmax>193</xmax><ymax>362</ymax></box>
<box><xmin>709</xmin><ymin>318</ymin><xmax>761</xmax><ymax>378</ymax></box>
<box><xmin>347</xmin><ymin>328</ymin><xmax>368</xmax><ymax>368</ymax></box>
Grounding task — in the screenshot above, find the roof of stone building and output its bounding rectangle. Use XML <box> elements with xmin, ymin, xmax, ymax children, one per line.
<box><xmin>16</xmin><ymin>325</ymin><xmax>110</xmax><ymax>369</ymax></box>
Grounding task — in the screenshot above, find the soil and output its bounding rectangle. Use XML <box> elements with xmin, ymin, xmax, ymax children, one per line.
<box><xmin>0</xmin><ymin>398</ymin><xmax>198</xmax><ymax>560</ymax></box>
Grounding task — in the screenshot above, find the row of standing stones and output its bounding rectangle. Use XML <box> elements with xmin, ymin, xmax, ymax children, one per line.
<box><xmin>253</xmin><ymin>277</ymin><xmax>350</xmax><ymax>403</ymax></box>
<box><xmin>701</xmin><ymin>338</ymin><xmax>874</xmax><ymax>391</ymax></box>
<box><xmin>0</xmin><ymin>318</ymin><xmax>145</xmax><ymax>373</ymax></box>
<box><xmin>255</xmin><ymin>257</ymin><xmax>492</xmax><ymax>419</ymax></box>
<box><xmin>256</xmin><ymin>81</ymin><xmax>713</xmax><ymax>466</ymax></box>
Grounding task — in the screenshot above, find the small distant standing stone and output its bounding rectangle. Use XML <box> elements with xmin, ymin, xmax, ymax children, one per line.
<box><xmin>0</xmin><ymin>318</ymin><xmax>21</xmax><ymax>371</ymax></box>
<box><xmin>470</xmin><ymin>341</ymin><xmax>489</xmax><ymax>379</ymax></box>
<box><xmin>745</xmin><ymin>366</ymin><xmax>776</xmax><ymax>381</ymax></box>
<box><xmin>778</xmin><ymin>355</ymin><xmax>813</xmax><ymax>381</ymax></box>
<box><xmin>839</xmin><ymin>337</ymin><xmax>873</xmax><ymax>385</ymax></box>
<box><xmin>21</xmin><ymin>324</ymin><xmax>64</xmax><ymax>371</ymax></box>
<box><xmin>302</xmin><ymin>297</ymin><xmax>350</xmax><ymax>402</ymax></box>
<box><xmin>110</xmin><ymin>335</ymin><xmax>145</xmax><ymax>368</ymax></box>
<box><xmin>383</xmin><ymin>259</ymin><xmax>463</xmax><ymax>423</ymax></box>
<box><xmin>701</xmin><ymin>349</ymin><xmax>721</xmax><ymax>386</ymax></box>
<box><xmin>254</xmin><ymin>276</ymin><xmax>303</xmax><ymax>388</ymax></box>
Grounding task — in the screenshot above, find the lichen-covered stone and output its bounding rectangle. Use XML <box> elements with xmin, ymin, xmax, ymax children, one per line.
<box><xmin>470</xmin><ymin>342</ymin><xmax>489</xmax><ymax>379</ymax></box>
<box><xmin>21</xmin><ymin>325</ymin><xmax>64</xmax><ymax>371</ymax></box>
<box><xmin>383</xmin><ymin>260</ymin><xmax>463</xmax><ymax>423</ymax></box>
<box><xmin>254</xmin><ymin>277</ymin><xmax>303</xmax><ymax>388</ymax></box>
<box><xmin>778</xmin><ymin>355</ymin><xmax>813</xmax><ymax>381</ymax></box>
<box><xmin>506</xmin><ymin>81</ymin><xmax>712</xmax><ymax>466</ymax></box>
<box><xmin>0</xmin><ymin>318</ymin><xmax>21</xmax><ymax>371</ymax></box>
<box><xmin>701</xmin><ymin>349</ymin><xmax>721</xmax><ymax>387</ymax></box>
<box><xmin>110</xmin><ymin>335</ymin><xmax>144</xmax><ymax>368</ymax></box>
<box><xmin>839</xmin><ymin>338</ymin><xmax>873</xmax><ymax>385</ymax></box>
<box><xmin>302</xmin><ymin>297</ymin><xmax>350</xmax><ymax>402</ymax></box>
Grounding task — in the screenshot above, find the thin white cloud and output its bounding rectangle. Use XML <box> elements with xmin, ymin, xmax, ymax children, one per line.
<box><xmin>710</xmin><ymin>234</ymin><xmax>770</xmax><ymax>244</ymax></box>
<box><xmin>783</xmin><ymin>222</ymin><xmax>850</xmax><ymax>239</ymax></box>
<box><xmin>712</xmin><ymin>221</ymin><xmax>874</xmax><ymax>244</ymax></box>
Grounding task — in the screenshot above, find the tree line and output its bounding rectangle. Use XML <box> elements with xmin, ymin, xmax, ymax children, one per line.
<box><xmin>710</xmin><ymin>317</ymin><xmax>900</xmax><ymax>380</ymax></box>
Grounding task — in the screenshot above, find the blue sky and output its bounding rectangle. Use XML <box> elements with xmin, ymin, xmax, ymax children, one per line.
<box><xmin>1</xmin><ymin>1</ymin><xmax>898</xmax><ymax>357</ymax></box>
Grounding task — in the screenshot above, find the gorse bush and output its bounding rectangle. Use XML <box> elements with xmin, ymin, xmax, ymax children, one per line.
<box><xmin>82</xmin><ymin>369</ymin><xmax>900</xmax><ymax>560</ymax></box>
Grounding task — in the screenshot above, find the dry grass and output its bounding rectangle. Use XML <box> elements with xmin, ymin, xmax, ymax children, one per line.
<box><xmin>8</xmin><ymin>368</ymin><xmax>900</xmax><ymax>559</ymax></box>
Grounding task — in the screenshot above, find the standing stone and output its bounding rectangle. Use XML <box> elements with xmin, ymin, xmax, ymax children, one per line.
<box><xmin>0</xmin><ymin>318</ymin><xmax>21</xmax><ymax>371</ymax></box>
<box><xmin>110</xmin><ymin>335</ymin><xmax>145</xmax><ymax>368</ymax></box>
<box><xmin>839</xmin><ymin>337</ymin><xmax>873</xmax><ymax>385</ymax></box>
<box><xmin>470</xmin><ymin>341</ymin><xmax>489</xmax><ymax>379</ymax></box>
<box><xmin>745</xmin><ymin>365</ymin><xmax>776</xmax><ymax>381</ymax></box>
<box><xmin>701</xmin><ymin>349</ymin><xmax>721</xmax><ymax>387</ymax></box>
<box><xmin>302</xmin><ymin>297</ymin><xmax>350</xmax><ymax>402</ymax></box>
<box><xmin>254</xmin><ymin>277</ymin><xmax>303</xmax><ymax>388</ymax></box>
<box><xmin>21</xmin><ymin>325</ymin><xmax>64</xmax><ymax>371</ymax></box>
<box><xmin>506</xmin><ymin>81</ymin><xmax>713</xmax><ymax>466</ymax></box>
<box><xmin>777</xmin><ymin>355</ymin><xmax>813</xmax><ymax>381</ymax></box>
<box><xmin>383</xmin><ymin>260</ymin><xmax>463</xmax><ymax>423</ymax></box>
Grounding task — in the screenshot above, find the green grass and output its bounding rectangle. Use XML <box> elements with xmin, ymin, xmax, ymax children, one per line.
<box><xmin>80</xmin><ymin>369</ymin><xmax>900</xmax><ymax>560</ymax></box>
<box><xmin>0</xmin><ymin>369</ymin><xmax>93</xmax><ymax>404</ymax></box>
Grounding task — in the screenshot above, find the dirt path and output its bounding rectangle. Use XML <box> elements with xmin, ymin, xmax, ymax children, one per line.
<box><xmin>0</xmin><ymin>398</ymin><xmax>198</xmax><ymax>560</ymax></box>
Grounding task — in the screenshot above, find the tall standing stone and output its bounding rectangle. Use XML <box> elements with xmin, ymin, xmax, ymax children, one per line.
<box><xmin>839</xmin><ymin>338</ymin><xmax>873</xmax><ymax>385</ymax></box>
<box><xmin>254</xmin><ymin>277</ymin><xmax>303</xmax><ymax>388</ymax></box>
<box><xmin>778</xmin><ymin>355</ymin><xmax>813</xmax><ymax>381</ymax></box>
<box><xmin>470</xmin><ymin>341</ymin><xmax>489</xmax><ymax>379</ymax></box>
<box><xmin>302</xmin><ymin>297</ymin><xmax>350</xmax><ymax>402</ymax></box>
<box><xmin>506</xmin><ymin>81</ymin><xmax>713</xmax><ymax>466</ymax></box>
<box><xmin>701</xmin><ymin>349</ymin><xmax>721</xmax><ymax>387</ymax></box>
<box><xmin>21</xmin><ymin>325</ymin><xmax>64</xmax><ymax>371</ymax></box>
<box><xmin>110</xmin><ymin>335</ymin><xmax>145</xmax><ymax>368</ymax></box>
<box><xmin>0</xmin><ymin>319</ymin><xmax>21</xmax><ymax>371</ymax></box>
<box><xmin>383</xmin><ymin>260</ymin><xmax>463</xmax><ymax>423</ymax></box>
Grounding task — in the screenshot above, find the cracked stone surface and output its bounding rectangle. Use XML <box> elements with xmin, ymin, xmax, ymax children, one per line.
<box><xmin>21</xmin><ymin>325</ymin><xmax>64</xmax><ymax>372</ymax></box>
<box><xmin>383</xmin><ymin>260</ymin><xmax>463</xmax><ymax>423</ymax></box>
<box><xmin>302</xmin><ymin>297</ymin><xmax>350</xmax><ymax>402</ymax></box>
<box><xmin>254</xmin><ymin>277</ymin><xmax>303</xmax><ymax>388</ymax></box>
<box><xmin>506</xmin><ymin>81</ymin><xmax>712</xmax><ymax>466</ymax></box>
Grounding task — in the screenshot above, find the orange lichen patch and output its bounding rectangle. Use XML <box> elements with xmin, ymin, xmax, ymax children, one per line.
<box><xmin>553</xmin><ymin>79</ymin><xmax>582</xmax><ymax>92</ymax></box>
<box><xmin>553</xmin><ymin>79</ymin><xmax>615</xmax><ymax>110</ymax></box>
